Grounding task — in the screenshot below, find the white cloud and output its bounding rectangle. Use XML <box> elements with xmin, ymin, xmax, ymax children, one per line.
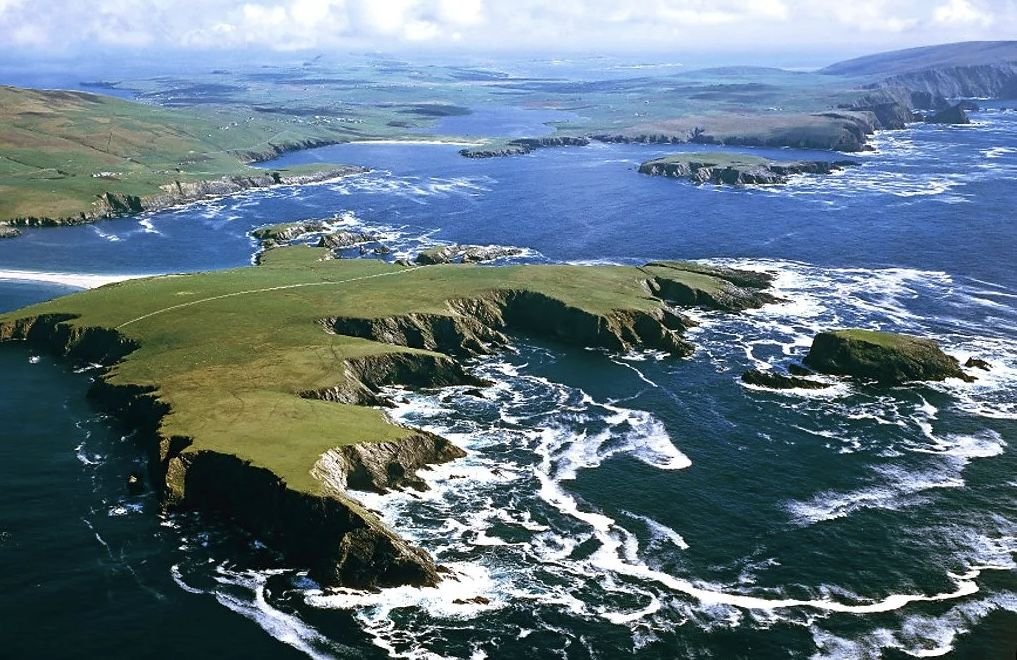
<box><xmin>933</xmin><ymin>0</ymin><xmax>993</xmax><ymax>25</ymax></box>
<box><xmin>0</xmin><ymin>0</ymin><xmax>1013</xmax><ymax>55</ymax></box>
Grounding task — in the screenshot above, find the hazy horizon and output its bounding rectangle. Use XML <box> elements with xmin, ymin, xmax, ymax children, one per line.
<box><xmin>1</xmin><ymin>0</ymin><xmax>1015</xmax><ymax>69</ymax></box>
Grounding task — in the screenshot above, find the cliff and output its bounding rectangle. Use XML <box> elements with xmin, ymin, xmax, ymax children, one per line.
<box><xmin>0</xmin><ymin>249</ymin><xmax>780</xmax><ymax>589</ymax></box>
<box><xmin>823</xmin><ymin>41</ymin><xmax>1017</xmax><ymax>101</ymax></box>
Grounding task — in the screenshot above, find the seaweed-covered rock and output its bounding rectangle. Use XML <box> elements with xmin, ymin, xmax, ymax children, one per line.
<box><xmin>803</xmin><ymin>330</ymin><xmax>973</xmax><ymax>384</ymax></box>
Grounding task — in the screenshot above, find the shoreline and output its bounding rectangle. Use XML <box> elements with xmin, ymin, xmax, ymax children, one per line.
<box><xmin>0</xmin><ymin>269</ymin><xmax>148</xmax><ymax>289</ymax></box>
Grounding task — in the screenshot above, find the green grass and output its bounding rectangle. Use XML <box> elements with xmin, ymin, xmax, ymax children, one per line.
<box><xmin>0</xmin><ymin>86</ymin><xmax>362</xmax><ymax>222</ymax></box>
<box><xmin>641</xmin><ymin>152</ymin><xmax>773</xmax><ymax>168</ymax></box>
<box><xmin>829</xmin><ymin>328</ymin><xmax>926</xmax><ymax>349</ymax></box>
<box><xmin>1</xmin><ymin>249</ymin><xmax>744</xmax><ymax>494</ymax></box>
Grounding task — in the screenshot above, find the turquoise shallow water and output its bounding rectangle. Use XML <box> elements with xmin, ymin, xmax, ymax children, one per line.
<box><xmin>1</xmin><ymin>107</ymin><xmax>1016</xmax><ymax>658</ymax></box>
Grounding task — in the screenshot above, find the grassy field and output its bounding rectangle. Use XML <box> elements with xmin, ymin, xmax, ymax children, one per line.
<box><xmin>0</xmin><ymin>248</ymin><xmax>761</xmax><ymax>495</ymax></box>
<box><xmin>0</xmin><ymin>86</ymin><xmax>379</xmax><ymax>222</ymax></box>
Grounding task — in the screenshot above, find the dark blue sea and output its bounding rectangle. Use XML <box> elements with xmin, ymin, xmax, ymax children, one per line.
<box><xmin>1</xmin><ymin>106</ymin><xmax>1016</xmax><ymax>658</ymax></box>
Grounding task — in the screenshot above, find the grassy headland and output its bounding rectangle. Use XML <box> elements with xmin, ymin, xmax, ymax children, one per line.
<box><xmin>0</xmin><ymin>86</ymin><xmax>367</xmax><ymax>224</ymax></box>
<box><xmin>0</xmin><ymin>248</ymin><xmax>776</xmax><ymax>585</ymax></box>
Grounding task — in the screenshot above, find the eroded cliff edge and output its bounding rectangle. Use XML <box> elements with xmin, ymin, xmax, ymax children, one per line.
<box><xmin>0</xmin><ymin>249</ymin><xmax>779</xmax><ymax>589</ymax></box>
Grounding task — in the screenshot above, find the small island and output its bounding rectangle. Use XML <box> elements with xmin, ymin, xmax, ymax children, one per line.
<box><xmin>638</xmin><ymin>153</ymin><xmax>858</xmax><ymax>185</ymax></box>
<box><xmin>0</xmin><ymin>248</ymin><xmax>778</xmax><ymax>589</ymax></box>
<box><xmin>803</xmin><ymin>329</ymin><xmax>974</xmax><ymax>384</ymax></box>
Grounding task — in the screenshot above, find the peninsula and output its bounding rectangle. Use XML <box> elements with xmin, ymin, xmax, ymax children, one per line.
<box><xmin>0</xmin><ymin>248</ymin><xmax>778</xmax><ymax>587</ymax></box>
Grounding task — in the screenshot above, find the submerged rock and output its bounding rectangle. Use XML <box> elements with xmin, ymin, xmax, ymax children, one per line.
<box><xmin>741</xmin><ymin>369</ymin><xmax>831</xmax><ymax>390</ymax></box>
<box><xmin>803</xmin><ymin>329</ymin><xmax>974</xmax><ymax>384</ymax></box>
<box><xmin>0</xmin><ymin>226</ymin><xmax>20</xmax><ymax>239</ymax></box>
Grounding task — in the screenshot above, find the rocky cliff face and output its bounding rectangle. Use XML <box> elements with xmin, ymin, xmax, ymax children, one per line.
<box><xmin>879</xmin><ymin>63</ymin><xmax>1017</xmax><ymax>102</ymax></box>
<box><xmin>325</xmin><ymin>290</ymin><xmax>697</xmax><ymax>360</ymax></box>
<box><xmin>0</xmin><ymin>314</ymin><xmax>455</xmax><ymax>590</ymax></box>
<box><xmin>313</xmin><ymin>433</ymin><xmax>466</xmax><ymax>494</ymax></box>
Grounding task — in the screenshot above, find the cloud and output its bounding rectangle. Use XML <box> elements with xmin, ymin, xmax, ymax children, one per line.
<box><xmin>933</xmin><ymin>0</ymin><xmax>993</xmax><ymax>25</ymax></box>
<box><xmin>0</xmin><ymin>0</ymin><xmax>1013</xmax><ymax>56</ymax></box>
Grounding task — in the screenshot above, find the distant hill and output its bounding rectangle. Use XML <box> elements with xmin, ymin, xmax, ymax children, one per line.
<box><xmin>822</xmin><ymin>41</ymin><xmax>1017</xmax><ymax>100</ymax></box>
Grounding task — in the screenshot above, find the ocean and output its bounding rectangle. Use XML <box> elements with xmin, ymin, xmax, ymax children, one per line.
<box><xmin>1</xmin><ymin>106</ymin><xmax>1015</xmax><ymax>658</ymax></box>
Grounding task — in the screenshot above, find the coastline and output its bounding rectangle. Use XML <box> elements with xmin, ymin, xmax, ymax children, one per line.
<box><xmin>0</xmin><ymin>270</ymin><xmax>147</xmax><ymax>289</ymax></box>
<box><xmin>1</xmin><ymin>166</ymin><xmax>369</xmax><ymax>229</ymax></box>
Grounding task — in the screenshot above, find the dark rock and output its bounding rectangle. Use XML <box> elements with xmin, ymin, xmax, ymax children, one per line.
<box><xmin>926</xmin><ymin>104</ymin><xmax>971</xmax><ymax>125</ymax></box>
<box><xmin>964</xmin><ymin>357</ymin><xmax>991</xmax><ymax>371</ymax></box>
<box><xmin>787</xmin><ymin>363</ymin><xmax>815</xmax><ymax>377</ymax></box>
<box><xmin>741</xmin><ymin>369</ymin><xmax>831</xmax><ymax>390</ymax></box>
<box><xmin>127</xmin><ymin>471</ymin><xmax>144</xmax><ymax>495</ymax></box>
<box><xmin>803</xmin><ymin>330</ymin><xmax>974</xmax><ymax>384</ymax></box>
<box><xmin>454</xmin><ymin>596</ymin><xmax>491</xmax><ymax>605</ymax></box>
<box><xmin>463</xmin><ymin>388</ymin><xmax>486</xmax><ymax>398</ymax></box>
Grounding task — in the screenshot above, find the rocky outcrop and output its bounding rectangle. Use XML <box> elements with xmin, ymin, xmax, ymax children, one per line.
<box><xmin>644</xmin><ymin>262</ymin><xmax>780</xmax><ymax>312</ymax></box>
<box><xmin>459</xmin><ymin>136</ymin><xmax>590</xmax><ymax>158</ymax></box>
<box><xmin>4</xmin><ymin>166</ymin><xmax>367</xmax><ymax>228</ymax></box>
<box><xmin>318</xmin><ymin>231</ymin><xmax>380</xmax><ymax>250</ymax></box>
<box><xmin>803</xmin><ymin>329</ymin><xmax>974</xmax><ymax>384</ymax></box>
<box><xmin>741</xmin><ymin>369</ymin><xmax>831</xmax><ymax>390</ymax></box>
<box><xmin>638</xmin><ymin>156</ymin><xmax>857</xmax><ymax>186</ymax></box>
<box><xmin>312</xmin><ymin>433</ymin><xmax>466</xmax><ymax>493</ymax></box>
<box><xmin>0</xmin><ymin>226</ymin><xmax>21</xmax><ymax>239</ymax></box>
<box><xmin>252</xmin><ymin>220</ymin><xmax>329</xmax><ymax>243</ymax></box>
<box><xmin>415</xmin><ymin>244</ymin><xmax>525</xmax><ymax>265</ymax></box>
<box><xmin>924</xmin><ymin>104</ymin><xmax>971</xmax><ymax>125</ymax></box>
<box><xmin>965</xmin><ymin>357</ymin><xmax>991</xmax><ymax>371</ymax></box>
<box><xmin>880</xmin><ymin>64</ymin><xmax>1017</xmax><ymax>103</ymax></box>
<box><xmin>167</xmin><ymin>449</ymin><xmax>442</xmax><ymax>588</ymax></box>
<box><xmin>647</xmin><ymin>261</ymin><xmax>774</xmax><ymax>290</ymax></box>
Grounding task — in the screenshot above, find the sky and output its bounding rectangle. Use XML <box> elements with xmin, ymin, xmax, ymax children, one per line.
<box><xmin>0</xmin><ymin>0</ymin><xmax>1014</xmax><ymax>63</ymax></box>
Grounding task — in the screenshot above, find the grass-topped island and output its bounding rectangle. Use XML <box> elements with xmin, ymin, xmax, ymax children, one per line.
<box><xmin>639</xmin><ymin>152</ymin><xmax>858</xmax><ymax>185</ymax></box>
<box><xmin>0</xmin><ymin>247</ymin><xmax>778</xmax><ymax>589</ymax></box>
